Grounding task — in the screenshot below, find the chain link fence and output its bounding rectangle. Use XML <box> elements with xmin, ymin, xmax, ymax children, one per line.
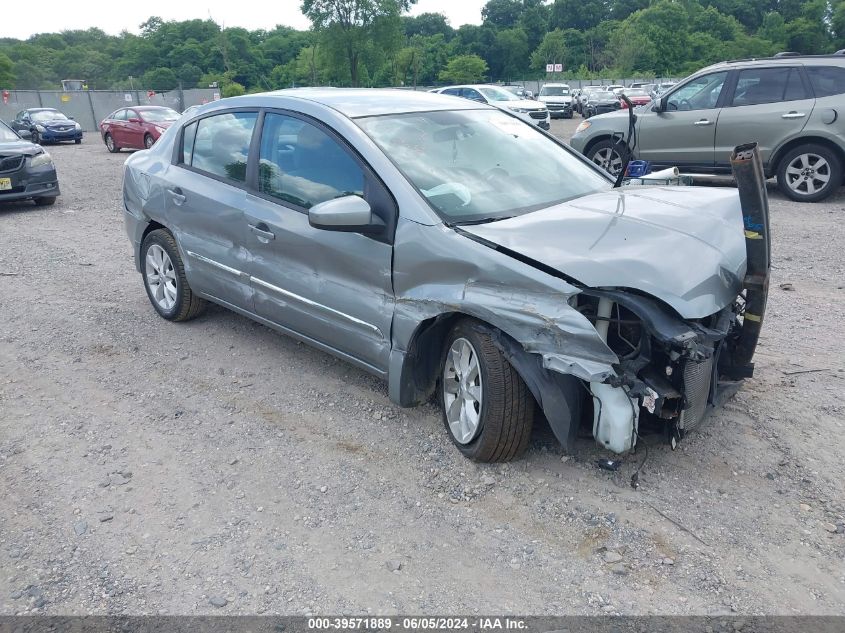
<box><xmin>0</xmin><ymin>88</ymin><xmax>221</xmax><ymax>132</ymax></box>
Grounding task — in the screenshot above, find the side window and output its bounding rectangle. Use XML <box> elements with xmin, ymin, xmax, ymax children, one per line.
<box><xmin>806</xmin><ymin>66</ymin><xmax>845</xmax><ymax>98</ymax></box>
<box><xmin>442</xmin><ymin>88</ymin><xmax>461</xmax><ymax>96</ymax></box>
<box><xmin>731</xmin><ymin>68</ymin><xmax>807</xmax><ymax>106</ymax></box>
<box><xmin>258</xmin><ymin>112</ymin><xmax>364</xmax><ymax>209</ymax></box>
<box><xmin>126</xmin><ymin>110</ymin><xmax>139</xmax><ymax>121</ymax></box>
<box><xmin>462</xmin><ymin>88</ymin><xmax>485</xmax><ymax>102</ymax></box>
<box><xmin>190</xmin><ymin>112</ymin><xmax>257</xmax><ymax>183</ymax></box>
<box><xmin>665</xmin><ymin>72</ymin><xmax>728</xmax><ymax>111</ymax></box>
<box><xmin>113</xmin><ymin>110</ymin><xmax>126</xmax><ymax>121</ymax></box>
<box><xmin>181</xmin><ymin>120</ymin><xmax>198</xmax><ymax>165</ymax></box>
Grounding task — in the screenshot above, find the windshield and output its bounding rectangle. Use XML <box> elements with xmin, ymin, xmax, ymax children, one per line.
<box><xmin>477</xmin><ymin>86</ymin><xmax>520</xmax><ymax>102</ymax></box>
<box><xmin>31</xmin><ymin>110</ymin><xmax>68</xmax><ymax>122</ymax></box>
<box><xmin>592</xmin><ymin>92</ymin><xmax>616</xmax><ymax>100</ymax></box>
<box><xmin>140</xmin><ymin>108</ymin><xmax>180</xmax><ymax>122</ymax></box>
<box><xmin>357</xmin><ymin>109</ymin><xmax>610</xmax><ymax>224</ymax></box>
<box><xmin>540</xmin><ymin>86</ymin><xmax>569</xmax><ymax>96</ymax></box>
<box><xmin>625</xmin><ymin>89</ymin><xmax>649</xmax><ymax>97</ymax></box>
<box><xmin>0</xmin><ymin>122</ymin><xmax>20</xmax><ymax>142</ymax></box>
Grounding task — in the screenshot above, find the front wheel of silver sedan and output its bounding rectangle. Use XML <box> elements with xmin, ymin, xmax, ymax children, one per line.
<box><xmin>140</xmin><ymin>229</ymin><xmax>207</xmax><ymax>322</ymax></box>
<box><xmin>440</xmin><ymin>320</ymin><xmax>534</xmax><ymax>462</ymax></box>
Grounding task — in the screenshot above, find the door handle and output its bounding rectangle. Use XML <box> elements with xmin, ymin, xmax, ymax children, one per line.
<box><xmin>782</xmin><ymin>111</ymin><xmax>806</xmax><ymax>119</ymax></box>
<box><xmin>166</xmin><ymin>187</ymin><xmax>186</xmax><ymax>205</ymax></box>
<box><xmin>693</xmin><ymin>119</ymin><xmax>713</xmax><ymax>126</ymax></box>
<box><xmin>249</xmin><ymin>223</ymin><xmax>276</xmax><ymax>241</ymax></box>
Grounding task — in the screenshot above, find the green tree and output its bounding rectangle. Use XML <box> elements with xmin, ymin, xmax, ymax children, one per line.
<box><xmin>402</xmin><ymin>12</ymin><xmax>453</xmax><ymax>38</ymax></box>
<box><xmin>0</xmin><ymin>52</ymin><xmax>14</xmax><ymax>86</ymax></box>
<box><xmin>550</xmin><ymin>0</ymin><xmax>608</xmax><ymax>31</ymax></box>
<box><xmin>222</xmin><ymin>80</ymin><xmax>246</xmax><ymax>97</ymax></box>
<box><xmin>141</xmin><ymin>67</ymin><xmax>178</xmax><ymax>90</ymax></box>
<box><xmin>301</xmin><ymin>0</ymin><xmax>416</xmax><ymax>86</ymax></box>
<box><xmin>530</xmin><ymin>28</ymin><xmax>567</xmax><ymax>71</ymax></box>
<box><xmin>438</xmin><ymin>54</ymin><xmax>488</xmax><ymax>83</ymax></box>
<box><xmin>490</xmin><ymin>28</ymin><xmax>529</xmax><ymax>80</ymax></box>
<box><xmin>482</xmin><ymin>0</ymin><xmax>522</xmax><ymax>28</ymax></box>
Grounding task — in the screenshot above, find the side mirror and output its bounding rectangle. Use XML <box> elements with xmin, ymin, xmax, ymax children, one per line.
<box><xmin>18</xmin><ymin>129</ymin><xmax>32</xmax><ymax>139</ymax></box>
<box><xmin>308</xmin><ymin>195</ymin><xmax>382</xmax><ymax>233</ymax></box>
<box><xmin>654</xmin><ymin>96</ymin><xmax>668</xmax><ymax>113</ymax></box>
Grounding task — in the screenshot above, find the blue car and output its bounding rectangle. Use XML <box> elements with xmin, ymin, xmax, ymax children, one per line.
<box><xmin>9</xmin><ymin>108</ymin><xmax>83</xmax><ymax>145</ymax></box>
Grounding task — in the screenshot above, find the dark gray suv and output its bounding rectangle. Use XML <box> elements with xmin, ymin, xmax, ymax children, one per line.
<box><xmin>571</xmin><ymin>54</ymin><xmax>845</xmax><ymax>202</ymax></box>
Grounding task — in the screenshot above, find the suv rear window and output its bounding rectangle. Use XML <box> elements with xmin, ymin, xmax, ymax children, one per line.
<box><xmin>805</xmin><ymin>66</ymin><xmax>845</xmax><ymax>97</ymax></box>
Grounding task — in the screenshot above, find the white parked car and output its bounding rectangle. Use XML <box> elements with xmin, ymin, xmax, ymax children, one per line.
<box><xmin>538</xmin><ymin>83</ymin><xmax>574</xmax><ymax>119</ymax></box>
<box><xmin>432</xmin><ymin>85</ymin><xmax>550</xmax><ymax>130</ymax></box>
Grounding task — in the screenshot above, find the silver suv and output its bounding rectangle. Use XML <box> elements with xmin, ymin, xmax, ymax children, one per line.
<box><xmin>570</xmin><ymin>54</ymin><xmax>845</xmax><ymax>201</ymax></box>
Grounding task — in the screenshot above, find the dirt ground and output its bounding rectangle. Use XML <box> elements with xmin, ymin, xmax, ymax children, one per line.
<box><xmin>1</xmin><ymin>118</ymin><xmax>844</xmax><ymax>616</ymax></box>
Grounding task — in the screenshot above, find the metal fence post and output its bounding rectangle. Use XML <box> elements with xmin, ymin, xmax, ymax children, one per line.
<box><xmin>86</xmin><ymin>90</ymin><xmax>97</xmax><ymax>130</ymax></box>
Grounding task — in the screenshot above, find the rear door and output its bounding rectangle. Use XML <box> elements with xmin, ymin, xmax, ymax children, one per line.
<box><xmin>714</xmin><ymin>66</ymin><xmax>814</xmax><ymax>170</ymax></box>
<box><xmin>163</xmin><ymin>110</ymin><xmax>259</xmax><ymax>311</ymax></box>
<box><xmin>107</xmin><ymin>109</ymin><xmax>126</xmax><ymax>143</ymax></box>
<box><xmin>243</xmin><ymin>111</ymin><xmax>395</xmax><ymax>372</ymax></box>
<box><xmin>637</xmin><ymin>71</ymin><xmax>730</xmax><ymax>169</ymax></box>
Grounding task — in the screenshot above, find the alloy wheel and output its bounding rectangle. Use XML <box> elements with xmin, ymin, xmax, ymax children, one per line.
<box><xmin>592</xmin><ymin>147</ymin><xmax>623</xmax><ymax>176</ymax></box>
<box><xmin>443</xmin><ymin>337</ymin><xmax>483</xmax><ymax>444</ymax></box>
<box><xmin>785</xmin><ymin>153</ymin><xmax>831</xmax><ymax>196</ymax></box>
<box><xmin>145</xmin><ymin>244</ymin><xmax>178</xmax><ymax>311</ymax></box>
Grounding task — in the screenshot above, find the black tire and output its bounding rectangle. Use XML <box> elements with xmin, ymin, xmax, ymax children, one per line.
<box><xmin>74</xmin><ymin>138</ymin><xmax>81</xmax><ymax>145</ymax></box>
<box><xmin>140</xmin><ymin>229</ymin><xmax>207</xmax><ymax>322</ymax></box>
<box><xmin>33</xmin><ymin>197</ymin><xmax>56</xmax><ymax>206</ymax></box>
<box><xmin>586</xmin><ymin>139</ymin><xmax>627</xmax><ymax>177</ymax></box>
<box><xmin>31</xmin><ymin>130</ymin><xmax>40</xmax><ymax>145</ymax></box>
<box><xmin>144</xmin><ymin>134</ymin><xmax>154</xmax><ymax>149</ymax></box>
<box><xmin>439</xmin><ymin>319</ymin><xmax>534</xmax><ymax>462</ymax></box>
<box><xmin>105</xmin><ymin>133</ymin><xmax>119</xmax><ymax>153</ymax></box>
<box><xmin>776</xmin><ymin>143</ymin><xmax>843</xmax><ymax>203</ymax></box>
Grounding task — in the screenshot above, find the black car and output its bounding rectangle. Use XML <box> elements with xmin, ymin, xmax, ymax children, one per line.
<box><xmin>584</xmin><ymin>91</ymin><xmax>622</xmax><ymax>118</ymax></box>
<box><xmin>0</xmin><ymin>120</ymin><xmax>61</xmax><ymax>206</ymax></box>
<box><xmin>9</xmin><ymin>108</ymin><xmax>83</xmax><ymax>145</ymax></box>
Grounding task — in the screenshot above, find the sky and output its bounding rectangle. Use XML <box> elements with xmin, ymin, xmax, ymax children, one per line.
<box><xmin>0</xmin><ymin>0</ymin><xmax>487</xmax><ymax>40</ymax></box>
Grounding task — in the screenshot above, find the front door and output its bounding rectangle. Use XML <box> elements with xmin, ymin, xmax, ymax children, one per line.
<box><xmin>637</xmin><ymin>70</ymin><xmax>730</xmax><ymax>169</ymax></box>
<box><xmin>164</xmin><ymin>110</ymin><xmax>259</xmax><ymax>312</ymax></box>
<box><xmin>244</xmin><ymin>111</ymin><xmax>394</xmax><ymax>372</ymax></box>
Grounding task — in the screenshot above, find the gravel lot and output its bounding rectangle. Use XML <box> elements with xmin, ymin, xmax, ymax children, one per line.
<box><xmin>1</xmin><ymin>118</ymin><xmax>844</xmax><ymax>616</ymax></box>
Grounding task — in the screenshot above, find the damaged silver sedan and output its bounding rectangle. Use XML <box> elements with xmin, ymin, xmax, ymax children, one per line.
<box><xmin>122</xmin><ymin>89</ymin><xmax>769</xmax><ymax>462</ymax></box>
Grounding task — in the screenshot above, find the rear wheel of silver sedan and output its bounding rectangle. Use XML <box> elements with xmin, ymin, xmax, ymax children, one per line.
<box><xmin>440</xmin><ymin>320</ymin><xmax>534</xmax><ymax>462</ymax></box>
<box><xmin>141</xmin><ymin>229</ymin><xmax>207</xmax><ymax>322</ymax></box>
<box><xmin>587</xmin><ymin>139</ymin><xmax>626</xmax><ymax>177</ymax></box>
<box><xmin>776</xmin><ymin>144</ymin><xmax>842</xmax><ymax>202</ymax></box>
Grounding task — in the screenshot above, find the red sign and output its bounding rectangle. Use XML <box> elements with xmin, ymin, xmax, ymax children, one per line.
<box><xmin>2</xmin><ymin>90</ymin><xmax>8</xmax><ymax>105</ymax></box>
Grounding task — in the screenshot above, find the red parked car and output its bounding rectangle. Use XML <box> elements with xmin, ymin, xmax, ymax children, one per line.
<box><xmin>99</xmin><ymin>106</ymin><xmax>180</xmax><ymax>152</ymax></box>
<box><xmin>619</xmin><ymin>89</ymin><xmax>653</xmax><ymax>108</ymax></box>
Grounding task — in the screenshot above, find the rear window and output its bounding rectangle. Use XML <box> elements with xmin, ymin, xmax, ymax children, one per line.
<box><xmin>805</xmin><ymin>66</ymin><xmax>845</xmax><ymax>98</ymax></box>
<box><xmin>187</xmin><ymin>112</ymin><xmax>257</xmax><ymax>183</ymax></box>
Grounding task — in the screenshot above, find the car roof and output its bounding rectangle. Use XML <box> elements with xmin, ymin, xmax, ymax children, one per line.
<box><xmin>133</xmin><ymin>105</ymin><xmax>176</xmax><ymax>110</ymax></box>
<box><xmin>27</xmin><ymin>107</ymin><xmax>59</xmax><ymax>112</ymax></box>
<box><xmin>698</xmin><ymin>53</ymin><xmax>845</xmax><ymax>74</ymax></box>
<box><xmin>248</xmin><ymin>88</ymin><xmax>485</xmax><ymax>117</ymax></box>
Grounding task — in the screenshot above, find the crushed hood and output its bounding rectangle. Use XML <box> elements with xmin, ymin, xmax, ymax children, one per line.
<box><xmin>460</xmin><ymin>186</ymin><xmax>747</xmax><ymax>319</ymax></box>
